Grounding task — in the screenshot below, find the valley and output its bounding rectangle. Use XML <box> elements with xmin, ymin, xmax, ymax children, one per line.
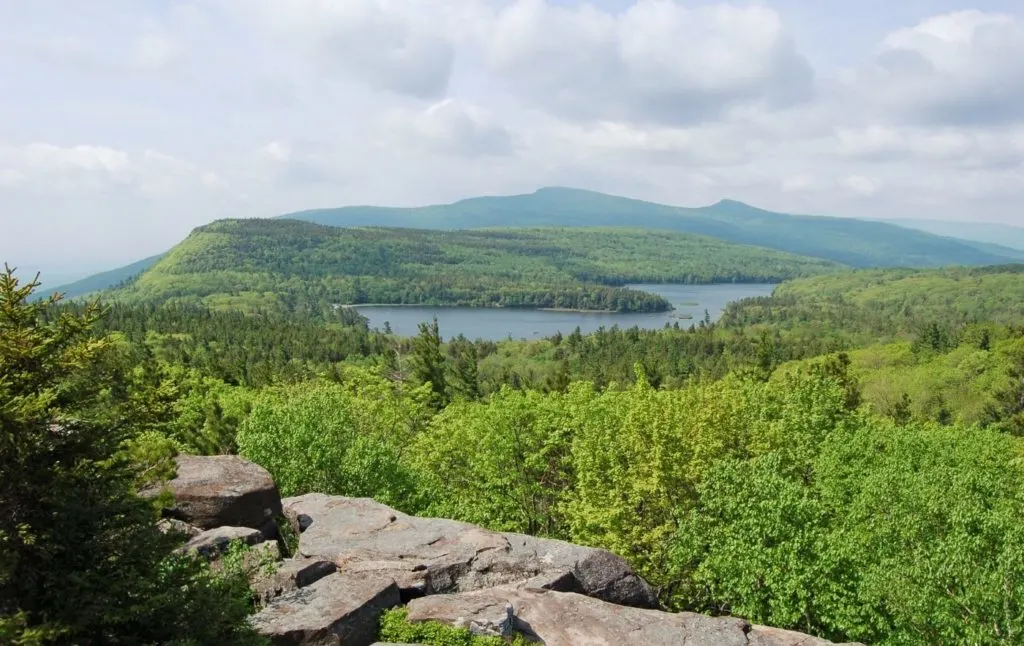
<box><xmin>10</xmin><ymin>196</ymin><xmax>1024</xmax><ymax>646</ymax></box>
<box><xmin>10</xmin><ymin>5</ymin><xmax>1024</xmax><ymax>644</ymax></box>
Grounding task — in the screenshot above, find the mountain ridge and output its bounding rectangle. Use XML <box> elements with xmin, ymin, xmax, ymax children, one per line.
<box><xmin>281</xmin><ymin>187</ymin><xmax>1018</xmax><ymax>268</ymax></box>
<box><xmin>49</xmin><ymin>188</ymin><xmax>1022</xmax><ymax>297</ymax></box>
<box><xmin>105</xmin><ymin>219</ymin><xmax>843</xmax><ymax>313</ymax></box>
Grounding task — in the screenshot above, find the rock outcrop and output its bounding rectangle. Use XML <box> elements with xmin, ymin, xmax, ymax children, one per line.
<box><xmin>406</xmin><ymin>587</ymin><xmax>859</xmax><ymax>646</ymax></box>
<box><xmin>250</xmin><ymin>572</ymin><xmax>400</xmax><ymax>646</ymax></box>
<box><xmin>157</xmin><ymin>456</ymin><xmax>859</xmax><ymax>646</ymax></box>
<box><xmin>159</xmin><ymin>455</ymin><xmax>283</xmax><ymax>531</ymax></box>
<box><xmin>181</xmin><ymin>525</ymin><xmax>263</xmax><ymax>558</ymax></box>
<box><xmin>252</xmin><ymin>557</ymin><xmax>338</xmax><ymax>604</ymax></box>
<box><xmin>284</xmin><ymin>494</ymin><xmax>658</xmax><ymax>608</ymax></box>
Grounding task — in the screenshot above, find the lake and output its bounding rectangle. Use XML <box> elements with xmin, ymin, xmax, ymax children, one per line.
<box><xmin>355</xmin><ymin>283</ymin><xmax>776</xmax><ymax>342</ymax></box>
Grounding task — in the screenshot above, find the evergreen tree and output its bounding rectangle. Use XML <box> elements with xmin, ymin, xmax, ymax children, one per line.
<box><xmin>411</xmin><ymin>318</ymin><xmax>448</xmax><ymax>407</ymax></box>
<box><xmin>447</xmin><ymin>335</ymin><xmax>480</xmax><ymax>401</ymax></box>
<box><xmin>0</xmin><ymin>268</ymin><xmax>260</xmax><ymax>644</ymax></box>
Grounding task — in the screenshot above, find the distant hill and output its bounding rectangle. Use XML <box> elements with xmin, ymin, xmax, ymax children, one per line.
<box><xmin>109</xmin><ymin>219</ymin><xmax>843</xmax><ymax>313</ymax></box>
<box><xmin>884</xmin><ymin>218</ymin><xmax>1024</xmax><ymax>253</ymax></box>
<box><xmin>722</xmin><ymin>264</ymin><xmax>1024</xmax><ymax>346</ymax></box>
<box><xmin>283</xmin><ymin>187</ymin><xmax>1018</xmax><ymax>268</ymax></box>
<box><xmin>46</xmin><ymin>253</ymin><xmax>166</xmax><ymax>299</ymax></box>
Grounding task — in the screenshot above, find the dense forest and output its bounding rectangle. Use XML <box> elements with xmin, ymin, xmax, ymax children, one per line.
<box><xmin>7</xmin><ymin>257</ymin><xmax>1024</xmax><ymax>644</ymax></box>
<box><xmin>109</xmin><ymin>219</ymin><xmax>841</xmax><ymax>313</ymax></box>
<box><xmin>286</xmin><ymin>187</ymin><xmax>1022</xmax><ymax>268</ymax></box>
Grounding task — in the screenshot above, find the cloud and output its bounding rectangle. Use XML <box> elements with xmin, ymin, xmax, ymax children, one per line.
<box><xmin>384</xmin><ymin>99</ymin><xmax>514</xmax><ymax>157</ymax></box>
<box><xmin>7</xmin><ymin>1</ymin><xmax>1024</xmax><ymax>277</ymax></box>
<box><xmin>834</xmin><ymin>125</ymin><xmax>1024</xmax><ymax>169</ymax></box>
<box><xmin>242</xmin><ymin>0</ymin><xmax>459</xmax><ymax>98</ymax></box>
<box><xmin>487</xmin><ymin>0</ymin><xmax>814</xmax><ymax>125</ymax></box>
<box><xmin>854</xmin><ymin>11</ymin><xmax>1024</xmax><ymax>126</ymax></box>
<box><xmin>0</xmin><ymin>142</ymin><xmax>224</xmax><ymax>197</ymax></box>
<box><xmin>840</xmin><ymin>175</ymin><xmax>882</xmax><ymax>197</ymax></box>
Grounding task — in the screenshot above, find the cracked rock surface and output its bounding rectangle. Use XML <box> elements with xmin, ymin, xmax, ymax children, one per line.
<box><xmin>283</xmin><ymin>494</ymin><xmax>658</xmax><ymax>608</ymax></box>
<box><xmin>406</xmin><ymin>587</ymin><xmax>861</xmax><ymax>646</ymax></box>
<box><xmin>156</xmin><ymin>458</ymin><xmax>859</xmax><ymax>646</ymax></box>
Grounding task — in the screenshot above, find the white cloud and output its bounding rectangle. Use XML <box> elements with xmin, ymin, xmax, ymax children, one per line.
<box><xmin>0</xmin><ymin>142</ymin><xmax>223</xmax><ymax>197</ymax></box>
<box><xmin>259</xmin><ymin>141</ymin><xmax>292</xmax><ymax>163</ymax></box>
<box><xmin>487</xmin><ymin>0</ymin><xmax>814</xmax><ymax>125</ymax></box>
<box><xmin>132</xmin><ymin>33</ymin><xmax>181</xmax><ymax>71</ymax></box>
<box><xmin>241</xmin><ymin>0</ymin><xmax>461</xmax><ymax>98</ymax></box>
<box><xmin>4</xmin><ymin>1</ymin><xmax>1024</xmax><ymax>277</ymax></box>
<box><xmin>840</xmin><ymin>175</ymin><xmax>882</xmax><ymax>196</ymax></box>
<box><xmin>854</xmin><ymin>11</ymin><xmax>1024</xmax><ymax>125</ymax></box>
<box><xmin>385</xmin><ymin>99</ymin><xmax>514</xmax><ymax>157</ymax></box>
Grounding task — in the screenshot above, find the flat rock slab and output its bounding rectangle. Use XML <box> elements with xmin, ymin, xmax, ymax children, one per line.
<box><xmin>284</xmin><ymin>494</ymin><xmax>656</xmax><ymax>608</ymax></box>
<box><xmin>161</xmin><ymin>455</ymin><xmax>282</xmax><ymax>530</ymax></box>
<box><xmin>407</xmin><ymin>588</ymin><xmax>860</xmax><ymax>646</ymax></box>
<box><xmin>253</xmin><ymin>557</ymin><xmax>339</xmax><ymax>604</ymax></box>
<box><xmin>180</xmin><ymin>526</ymin><xmax>262</xmax><ymax>558</ymax></box>
<box><xmin>407</xmin><ymin>587</ymin><xmax>748</xmax><ymax>646</ymax></box>
<box><xmin>251</xmin><ymin>572</ymin><xmax>400</xmax><ymax>646</ymax></box>
<box><xmin>748</xmin><ymin>625</ymin><xmax>863</xmax><ymax>646</ymax></box>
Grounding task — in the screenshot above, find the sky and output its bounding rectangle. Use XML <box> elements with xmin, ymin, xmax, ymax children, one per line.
<box><xmin>2</xmin><ymin>0</ymin><xmax>1024</xmax><ymax>281</ymax></box>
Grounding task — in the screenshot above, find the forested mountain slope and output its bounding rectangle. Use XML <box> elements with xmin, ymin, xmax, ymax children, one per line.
<box><xmin>110</xmin><ymin>219</ymin><xmax>842</xmax><ymax>313</ymax></box>
<box><xmin>722</xmin><ymin>264</ymin><xmax>1024</xmax><ymax>346</ymax></box>
<box><xmin>284</xmin><ymin>186</ymin><xmax>1017</xmax><ymax>268</ymax></box>
<box><xmin>46</xmin><ymin>253</ymin><xmax>165</xmax><ymax>299</ymax></box>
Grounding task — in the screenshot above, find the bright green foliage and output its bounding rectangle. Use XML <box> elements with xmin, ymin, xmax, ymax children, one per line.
<box><xmin>725</xmin><ymin>265</ymin><xmax>1024</xmax><ymax>345</ymax></box>
<box><xmin>673</xmin><ymin>414</ymin><xmax>1024</xmax><ymax>644</ymax></box>
<box><xmin>378</xmin><ymin>608</ymin><xmax>531</xmax><ymax>646</ymax></box>
<box><xmin>110</xmin><ymin>219</ymin><xmax>843</xmax><ymax>313</ymax></box>
<box><xmin>410</xmin><ymin>388</ymin><xmax>573</xmax><ymax>536</ymax></box>
<box><xmin>771</xmin><ymin>334</ymin><xmax>1024</xmax><ymax>427</ymax></box>
<box><xmin>984</xmin><ymin>346</ymin><xmax>1024</xmax><ymax>436</ymax></box>
<box><xmin>235</xmin><ymin>369</ymin><xmax>433</xmax><ymax>507</ymax></box>
<box><xmin>564</xmin><ymin>368</ymin><xmax>851</xmax><ymax>588</ymax></box>
<box><xmin>0</xmin><ymin>268</ymin><xmax>262</xmax><ymax>644</ymax></box>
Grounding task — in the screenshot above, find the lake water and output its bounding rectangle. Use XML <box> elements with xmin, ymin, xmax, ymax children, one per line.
<box><xmin>355</xmin><ymin>283</ymin><xmax>776</xmax><ymax>342</ymax></box>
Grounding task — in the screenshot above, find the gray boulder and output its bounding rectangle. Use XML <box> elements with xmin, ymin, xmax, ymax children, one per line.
<box><xmin>406</xmin><ymin>587</ymin><xmax>861</xmax><ymax>646</ymax></box>
<box><xmin>252</xmin><ymin>557</ymin><xmax>339</xmax><ymax>603</ymax></box>
<box><xmin>407</xmin><ymin>587</ymin><xmax>748</xmax><ymax>646</ymax></box>
<box><xmin>180</xmin><ymin>526</ymin><xmax>262</xmax><ymax>558</ymax></box>
<box><xmin>283</xmin><ymin>494</ymin><xmax>657</xmax><ymax>608</ymax></box>
<box><xmin>250</xmin><ymin>572</ymin><xmax>400</xmax><ymax>646</ymax></box>
<box><xmin>747</xmin><ymin>625</ymin><xmax>862</xmax><ymax>646</ymax></box>
<box><xmin>158</xmin><ymin>455</ymin><xmax>282</xmax><ymax>530</ymax></box>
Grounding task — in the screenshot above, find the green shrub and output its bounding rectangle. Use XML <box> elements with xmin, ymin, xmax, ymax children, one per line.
<box><xmin>378</xmin><ymin>608</ymin><xmax>531</xmax><ymax>646</ymax></box>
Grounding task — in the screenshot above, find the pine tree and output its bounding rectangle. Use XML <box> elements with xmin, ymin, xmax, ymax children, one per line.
<box><xmin>447</xmin><ymin>335</ymin><xmax>480</xmax><ymax>401</ymax></box>
<box><xmin>0</xmin><ymin>267</ymin><xmax>260</xmax><ymax>644</ymax></box>
<box><xmin>411</xmin><ymin>317</ymin><xmax>448</xmax><ymax>407</ymax></box>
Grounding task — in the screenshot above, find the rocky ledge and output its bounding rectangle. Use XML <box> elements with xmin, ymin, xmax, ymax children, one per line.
<box><xmin>158</xmin><ymin>455</ymin><xmax>861</xmax><ymax>646</ymax></box>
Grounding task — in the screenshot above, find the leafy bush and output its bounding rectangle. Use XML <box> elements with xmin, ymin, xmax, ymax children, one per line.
<box><xmin>672</xmin><ymin>415</ymin><xmax>1024</xmax><ymax>644</ymax></box>
<box><xmin>378</xmin><ymin>608</ymin><xmax>531</xmax><ymax>646</ymax></box>
<box><xmin>236</xmin><ymin>369</ymin><xmax>432</xmax><ymax>508</ymax></box>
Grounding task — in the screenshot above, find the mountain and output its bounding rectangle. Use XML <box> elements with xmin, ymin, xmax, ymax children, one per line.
<box><xmin>108</xmin><ymin>219</ymin><xmax>843</xmax><ymax>313</ymax></box>
<box><xmin>46</xmin><ymin>253</ymin><xmax>166</xmax><ymax>299</ymax></box>
<box><xmin>283</xmin><ymin>187</ymin><xmax>1018</xmax><ymax>268</ymax></box>
<box><xmin>883</xmin><ymin>218</ymin><xmax>1024</xmax><ymax>252</ymax></box>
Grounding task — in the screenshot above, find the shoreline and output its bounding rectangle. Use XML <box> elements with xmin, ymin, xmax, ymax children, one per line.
<box><xmin>341</xmin><ymin>304</ymin><xmax>672</xmax><ymax>314</ymax></box>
